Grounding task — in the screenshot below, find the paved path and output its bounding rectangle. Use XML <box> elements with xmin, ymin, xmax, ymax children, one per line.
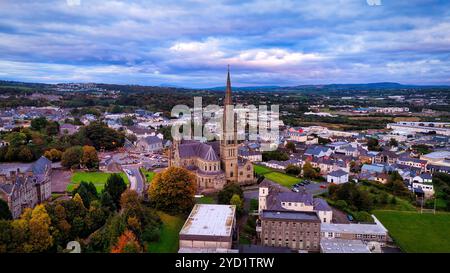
<box><xmin>122</xmin><ymin>165</ymin><xmax>145</xmax><ymax>196</ymax></box>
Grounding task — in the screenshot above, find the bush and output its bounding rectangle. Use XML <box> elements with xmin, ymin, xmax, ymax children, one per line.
<box><xmin>335</xmin><ymin>200</ymin><xmax>348</xmax><ymax>209</ymax></box>
<box><xmin>142</xmin><ymin>226</ymin><xmax>161</xmax><ymax>242</ymax></box>
<box><xmin>354</xmin><ymin>211</ymin><xmax>373</xmax><ymax>223</ymax></box>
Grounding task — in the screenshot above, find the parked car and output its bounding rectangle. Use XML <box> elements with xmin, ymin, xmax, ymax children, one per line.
<box><xmin>320</xmin><ymin>185</ymin><xmax>327</xmax><ymax>189</ymax></box>
<box><xmin>347</xmin><ymin>214</ymin><xmax>354</xmax><ymax>221</ymax></box>
<box><xmin>292</xmin><ymin>187</ymin><xmax>300</xmax><ymax>193</ymax></box>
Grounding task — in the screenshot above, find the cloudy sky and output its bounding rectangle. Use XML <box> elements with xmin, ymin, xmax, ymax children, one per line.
<box><xmin>0</xmin><ymin>0</ymin><xmax>449</xmax><ymax>87</ymax></box>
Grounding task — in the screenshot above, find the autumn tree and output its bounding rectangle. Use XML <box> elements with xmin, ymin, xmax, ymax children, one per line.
<box><xmin>104</xmin><ymin>174</ymin><xmax>127</xmax><ymax>209</ymax></box>
<box><xmin>44</xmin><ymin>149</ymin><xmax>62</xmax><ymax>162</ymax></box>
<box><xmin>27</xmin><ymin>205</ymin><xmax>53</xmax><ymax>252</ymax></box>
<box><xmin>111</xmin><ymin>229</ymin><xmax>142</xmax><ymax>253</ymax></box>
<box><xmin>61</xmin><ymin>146</ymin><xmax>83</xmax><ymax>169</ymax></box>
<box><xmin>81</xmin><ymin>145</ymin><xmax>99</xmax><ymax>170</ymax></box>
<box><xmin>148</xmin><ymin>166</ymin><xmax>197</xmax><ymax>213</ymax></box>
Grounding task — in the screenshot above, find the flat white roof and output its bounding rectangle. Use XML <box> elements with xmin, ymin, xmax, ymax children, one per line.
<box><xmin>320</xmin><ymin>238</ymin><xmax>370</xmax><ymax>253</ymax></box>
<box><xmin>321</xmin><ymin>216</ymin><xmax>387</xmax><ymax>235</ymax></box>
<box><xmin>180</xmin><ymin>204</ymin><xmax>236</xmax><ymax>237</ymax></box>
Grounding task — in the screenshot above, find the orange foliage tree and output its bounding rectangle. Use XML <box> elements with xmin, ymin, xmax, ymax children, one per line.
<box><xmin>111</xmin><ymin>229</ymin><xmax>142</xmax><ymax>253</ymax></box>
<box><xmin>148</xmin><ymin>166</ymin><xmax>197</xmax><ymax>213</ymax></box>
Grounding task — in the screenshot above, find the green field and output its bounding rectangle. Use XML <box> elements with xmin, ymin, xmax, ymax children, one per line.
<box><xmin>254</xmin><ymin>165</ymin><xmax>273</xmax><ymax>175</ymax></box>
<box><xmin>141</xmin><ymin>169</ymin><xmax>156</xmax><ymax>183</ymax></box>
<box><xmin>147</xmin><ymin>212</ymin><xmax>185</xmax><ymax>253</ymax></box>
<box><xmin>67</xmin><ymin>172</ymin><xmax>130</xmax><ymax>193</ymax></box>
<box><xmin>374</xmin><ymin>210</ymin><xmax>450</xmax><ymax>253</ymax></box>
<box><xmin>263</xmin><ymin>172</ymin><xmax>301</xmax><ymax>187</ymax></box>
<box><xmin>254</xmin><ymin>164</ymin><xmax>301</xmax><ymax>188</ymax></box>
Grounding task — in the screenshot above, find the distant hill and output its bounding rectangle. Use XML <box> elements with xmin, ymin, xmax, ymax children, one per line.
<box><xmin>204</xmin><ymin>82</ymin><xmax>450</xmax><ymax>92</ymax></box>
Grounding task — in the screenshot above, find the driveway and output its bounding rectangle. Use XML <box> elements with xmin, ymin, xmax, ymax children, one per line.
<box><xmin>123</xmin><ymin>165</ymin><xmax>145</xmax><ymax>196</ymax></box>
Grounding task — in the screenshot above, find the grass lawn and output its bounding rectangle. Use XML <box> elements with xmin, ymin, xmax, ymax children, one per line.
<box><xmin>140</xmin><ymin>168</ymin><xmax>156</xmax><ymax>183</ymax></box>
<box><xmin>196</xmin><ymin>196</ymin><xmax>216</xmax><ymax>204</ymax></box>
<box><xmin>263</xmin><ymin>171</ymin><xmax>301</xmax><ymax>188</ymax></box>
<box><xmin>147</xmin><ymin>212</ymin><xmax>186</xmax><ymax>253</ymax></box>
<box><xmin>254</xmin><ymin>164</ymin><xmax>273</xmax><ymax>175</ymax></box>
<box><xmin>374</xmin><ymin>210</ymin><xmax>450</xmax><ymax>253</ymax></box>
<box><xmin>254</xmin><ymin>164</ymin><xmax>301</xmax><ymax>188</ymax></box>
<box><xmin>67</xmin><ymin>172</ymin><xmax>129</xmax><ymax>193</ymax></box>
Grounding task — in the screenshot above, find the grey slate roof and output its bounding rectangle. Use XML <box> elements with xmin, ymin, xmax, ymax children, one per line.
<box><xmin>29</xmin><ymin>156</ymin><xmax>51</xmax><ymax>175</ymax></box>
<box><xmin>328</xmin><ymin>169</ymin><xmax>348</xmax><ymax>177</ymax></box>
<box><xmin>143</xmin><ymin>136</ymin><xmax>162</xmax><ymax>145</ymax></box>
<box><xmin>261</xmin><ymin>210</ymin><xmax>320</xmax><ymax>222</ymax></box>
<box><xmin>178</xmin><ymin>141</ymin><xmax>220</xmax><ymax>161</ymax></box>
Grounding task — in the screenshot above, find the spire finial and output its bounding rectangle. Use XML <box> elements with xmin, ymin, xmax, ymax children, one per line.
<box><xmin>225</xmin><ymin>65</ymin><xmax>232</xmax><ymax>105</ymax></box>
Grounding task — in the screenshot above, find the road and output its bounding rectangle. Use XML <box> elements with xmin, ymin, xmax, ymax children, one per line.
<box><xmin>123</xmin><ymin>165</ymin><xmax>146</xmax><ymax>196</ymax></box>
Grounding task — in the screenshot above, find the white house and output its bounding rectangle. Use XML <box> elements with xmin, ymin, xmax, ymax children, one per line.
<box><xmin>411</xmin><ymin>173</ymin><xmax>434</xmax><ymax>197</ymax></box>
<box><xmin>327</xmin><ymin>169</ymin><xmax>349</xmax><ymax>184</ymax></box>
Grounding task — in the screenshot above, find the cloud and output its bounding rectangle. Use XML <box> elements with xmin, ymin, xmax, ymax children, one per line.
<box><xmin>0</xmin><ymin>0</ymin><xmax>448</xmax><ymax>87</ymax></box>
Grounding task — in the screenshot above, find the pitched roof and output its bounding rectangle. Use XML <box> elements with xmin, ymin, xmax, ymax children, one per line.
<box><xmin>328</xmin><ymin>169</ymin><xmax>348</xmax><ymax>177</ymax></box>
<box><xmin>29</xmin><ymin>156</ymin><xmax>51</xmax><ymax>175</ymax></box>
<box><xmin>142</xmin><ymin>136</ymin><xmax>162</xmax><ymax>145</ymax></box>
<box><xmin>178</xmin><ymin>141</ymin><xmax>220</xmax><ymax>161</ymax></box>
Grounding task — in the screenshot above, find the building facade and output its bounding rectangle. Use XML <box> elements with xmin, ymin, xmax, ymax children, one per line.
<box><xmin>0</xmin><ymin>156</ymin><xmax>52</xmax><ymax>218</ymax></box>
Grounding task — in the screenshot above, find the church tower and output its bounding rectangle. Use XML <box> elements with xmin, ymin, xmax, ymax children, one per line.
<box><xmin>220</xmin><ymin>66</ymin><xmax>239</xmax><ymax>183</ymax></box>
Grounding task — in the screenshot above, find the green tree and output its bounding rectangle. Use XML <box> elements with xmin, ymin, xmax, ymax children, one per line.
<box><xmin>285</xmin><ymin>142</ymin><xmax>296</xmax><ymax>153</ymax></box>
<box><xmin>367</xmin><ymin>138</ymin><xmax>381</xmax><ymax>151</ymax></box>
<box><xmin>72</xmin><ymin>181</ymin><xmax>98</xmax><ymax>208</ymax></box>
<box><xmin>230</xmin><ymin>194</ymin><xmax>244</xmax><ymax>215</ymax></box>
<box><xmin>218</xmin><ymin>183</ymin><xmax>243</xmax><ymax>204</ymax></box>
<box><xmin>148</xmin><ymin>166</ymin><xmax>197</xmax><ymax>213</ymax></box>
<box><xmin>30</xmin><ymin>117</ymin><xmax>48</xmax><ymax>131</ymax></box>
<box><xmin>84</xmin><ymin>122</ymin><xmax>125</xmax><ymax>151</ymax></box>
<box><xmin>100</xmin><ymin>191</ymin><xmax>116</xmax><ymax>211</ymax></box>
<box><xmin>262</xmin><ymin>150</ymin><xmax>289</xmax><ymax>161</ymax></box>
<box><xmin>18</xmin><ymin>146</ymin><xmax>34</xmax><ymax>162</ymax></box>
<box><xmin>0</xmin><ymin>199</ymin><xmax>12</xmax><ymax>220</ymax></box>
<box><xmin>285</xmin><ymin>164</ymin><xmax>301</xmax><ymax>176</ymax></box>
<box><xmin>303</xmin><ymin>161</ymin><xmax>319</xmax><ymax>179</ymax></box>
<box><xmin>45</xmin><ymin>121</ymin><xmax>60</xmax><ymax>136</ymax></box>
<box><xmin>61</xmin><ymin>146</ymin><xmax>83</xmax><ymax>169</ymax></box>
<box><xmin>103</xmin><ymin>174</ymin><xmax>127</xmax><ymax>209</ymax></box>
<box><xmin>389</xmin><ymin>138</ymin><xmax>399</xmax><ymax>147</ymax></box>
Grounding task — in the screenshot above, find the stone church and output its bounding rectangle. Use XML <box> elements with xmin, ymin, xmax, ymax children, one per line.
<box><xmin>169</xmin><ymin>68</ymin><xmax>255</xmax><ymax>190</ymax></box>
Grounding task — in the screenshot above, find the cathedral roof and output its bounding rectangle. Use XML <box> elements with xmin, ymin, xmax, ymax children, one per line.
<box><xmin>178</xmin><ymin>141</ymin><xmax>220</xmax><ymax>161</ymax></box>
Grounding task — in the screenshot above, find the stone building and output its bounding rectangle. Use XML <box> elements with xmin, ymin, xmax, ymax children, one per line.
<box><xmin>257</xmin><ymin>180</ymin><xmax>332</xmax><ymax>252</ymax></box>
<box><xmin>169</xmin><ymin>68</ymin><xmax>254</xmax><ymax>190</ymax></box>
<box><xmin>260</xmin><ymin>210</ymin><xmax>321</xmax><ymax>252</ymax></box>
<box><xmin>0</xmin><ymin>156</ymin><xmax>52</xmax><ymax>218</ymax></box>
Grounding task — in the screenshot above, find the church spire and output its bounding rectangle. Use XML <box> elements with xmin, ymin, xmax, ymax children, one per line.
<box><xmin>225</xmin><ymin>65</ymin><xmax>232</xmax><ymax>105</ymax></box>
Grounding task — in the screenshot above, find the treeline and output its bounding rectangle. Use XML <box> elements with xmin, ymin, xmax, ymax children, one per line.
<box><xmin>0</xmin><ymin>174</ymin><xmax>161</xmax><ymax>253</ymax></box>
<box><xmin>0</xmin><ymin>119</ymin><xmax>124</xmax><ymax>163</ymax></box>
